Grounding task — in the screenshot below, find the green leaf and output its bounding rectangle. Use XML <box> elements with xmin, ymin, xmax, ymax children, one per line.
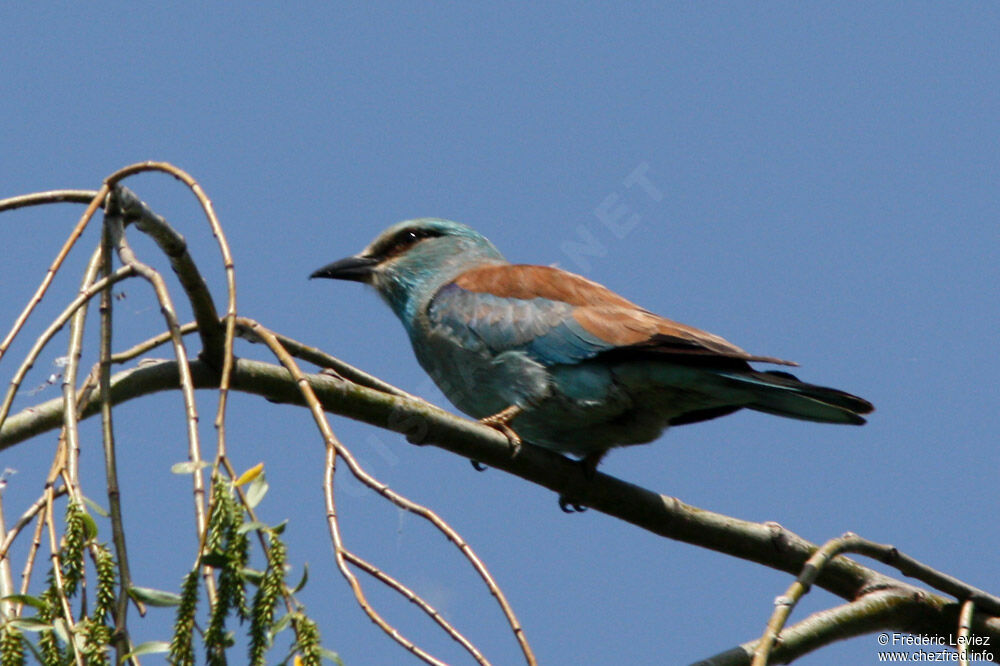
<box><xmin>51</xmin><ymin>618</ymin><xmax>70</xmax><ymax>645</ymax></box>
<box><xmin>245</xmin><ymin>474</ymin><xmax>269</xmax><ymax>509</ymax></box>
<box><xmin>171</xmin><ymin>460</ymin><xmax>210</xmax><ymax>475</ymax></box>
<box><xmin>0</xmin><ymin>594</ymin><xmax>46</xmax><ymax>610</ymax></box>
<box><xmin>80</xmin><ymin>511</ymin><xmax>99</xmax><ymax>540</ymax></box>
<box><xmin>236</xmin><ymin>520</ymin><xmax>270</xmax><ymax>535</ymax></box>
<box><xmin>292</xmin><ymin>563</ymin><xmax>309</xmax><ymax>594</ymax></box>
<box><xmin>125</xmin><ymin>641</ymin><xmax>171</xmax><ymax>658</ymax></box>
<box><xmin>5</xmin><ymin>617</ymin><xmax>52</xmax><ymax>632</ymax></box>
<box><xmin>270</xmin><ymin>612</ymin><xmax>292</xmax><ymax>636</ymax></box>
<box><xmin>240</xmin><ymin>567</ymin><xmax>265</xmax><ymax>586</ymax></box>
<box><xmin>129</xmin><ymin>586</ymin><xmax>183</xmax><ymax>607</ymax></box>
<box><xmin>81</xmin><ymin>495</ymin><xmax>109</xmax><ymax>517</ymax></box>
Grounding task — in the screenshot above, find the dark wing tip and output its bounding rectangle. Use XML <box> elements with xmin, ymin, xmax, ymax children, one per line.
<box><xmin>745</xmin><ymin>354</ymin><xmax>799</xmax><ymax>367</ymax></box>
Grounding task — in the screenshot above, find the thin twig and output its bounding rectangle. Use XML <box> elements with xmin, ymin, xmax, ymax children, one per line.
<box><xmin>323</xmin><ymin>445</ymin><xmax>447</xmax><ymax>666</ymax></box>
<box><xmin>844</xmin><ymin>536</ymin><xmax>1000</xmax><ymax>616</ymax></box>
<box><xmin>97</xmin><ymin>223</ymin><xmax>141</xmax><ymax>662</ymax></box>
<box><xmin>105</xmin><ymin>166</ymin><xmax>239</xmax><ymax>458</ymax></box>
<box><xmin>108</xmin><ymin>183</ymin><xmax>225</xmax><ymax>369</ymax></box>
<box><xmin>0</xmin><ymin>492</ymin><xmax>13</xmax><ymax>618</ymax></box>
<box><xmin>111</xmin><ymin>323</ymin><xmax>199</xmax><ymax>364</ymax></box>
<box><xmin>0</xmin><ymin>190</ymin><xmax>98</xmax><ymax>213</ymax></box>
<box><xmin>698</xmin><ymin>588</ymin><xmax>932</xmax><ymax>665</ymax></box>
<box><xmin>752</xmin><ymin>533</ymin><xmax>858</xmax><ymax>665</ymax></box>
<box><xmin>16</xmin><ymin>502</ymin><xmax>47</xmax><ymax>604</ymax></box>
<box><xmin>0</xmin><ymin>487</ymin><xmax>66</xmax><ymax>561</ymax></box>
<box><xmin>235</xmin><ymin>325</ymin><xmax>419</xmax><ymax>400</ymax></box>
<box><xmin>43</xmin><ymin>490</ymin><xmax>85</xmax><ymax>666</ymax></box>
<box><xmin>16</xmin><ymin>451</ymin><xmax>75</xmax><ymax>611</ymax></box>
<box><xmin>103</xmin><ymin>196</ymin><xmax>214</xmax><ymax>604</ymax></box>
<box><xmin>752</xmin><ymin>532</ymin><xmax>1000</xmax><ymax>666</ymax></box>
<box><xmin>959</xmin><ymin>599</ymin><xmax>974</xmax><ymax>666</ymax></box>
<box><xmin>344</xmin><ymin>549</ymin><xmax>491</xmax><ymax>665</ymax></box>
<box><xmin>249</xmin><ymin>319</ymin><xmax>536</xmax><ymax>665</ymax></box>
<box><xmin>0</xmin><ymin>266</ymin><xmax>135</xmax><ymax>436</ymax></box>
<box><xmin>0</xmin><ymin>187</ymin><xmax>108</xmax><ymax>364</ymax></box>
<box><xmin>61</xmin><ymin>248</ymin><xmax>105</xmax><ymax>498</ymax></box>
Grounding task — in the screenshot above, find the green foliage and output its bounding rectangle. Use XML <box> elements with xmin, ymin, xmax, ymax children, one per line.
<box><xmin>165</xmin><ymin>473</ymin><xmax>333</xmax><ymax>665</ymax></box>
<box><xmin>128</xmin><ymin>586</ymin><xmax>182</xmax><ymax>607</ymax></box>
<box><xmin>60</xmin><ymin>501</ymin><xmax>88</xmax><ymax>598</ymax></box>
<box><xmin>204</xmin><ymin>476</ymin><xmax>251</xmax><ymax>665</ymax></box>
<box><xmin>22</xmin><ymin>501</ymin><xmax>114</xmax><ymax>664</ymax></box>
<box><xmin>249</xmin><ymin>533</ymin><xmax>287</xmax><ymax>665</ymax></box>
<box><xmin>74</xmin><ymin>617</ymin><xmax>111</xmax><ymax>665</ymax></box>
<box><xmin>287</xmin><ymin>612</ymin><xmax>338</xmax><ymax>666</ymax></box>
<box><xmin>76</xmin><ymin>543</ymin><xmax>118</xmax><ymax>664</ymax></box>
<box><xmin>0</xmin><ymin>625</ymin><xmax>26</xmax><ymax>666</ymax></box>
<box><xmin>92</xmin><ymin>545</ymin><xmax>117</xmax><ymax>622</ymax></box>
<box><xmin>35</xmin><ymin>583</ymin><xmax>63</xmax><ymax>665</ymax></box>
<box><xmin>9</xmin><ymin>477</ymin><xmax>335</xmax><ymax>665</ymax></box>
<box><xmin>168</xmin><ymin>569</ymin><xmax>201</xmax><ymax>666</ymax></box>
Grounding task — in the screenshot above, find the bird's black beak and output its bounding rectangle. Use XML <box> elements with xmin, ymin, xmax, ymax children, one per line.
<box><xmin>309</xmin><ymin>255</ymin><xmax>378</xmax><ymax>283</ymax></box>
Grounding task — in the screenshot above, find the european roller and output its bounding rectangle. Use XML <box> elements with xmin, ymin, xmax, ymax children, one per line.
<box><xmin>311</xmin><ymin>219</ymin><xmax>873</xmax><ymax>472</ymax></box>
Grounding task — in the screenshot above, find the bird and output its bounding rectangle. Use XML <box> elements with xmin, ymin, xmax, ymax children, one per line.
<box><xmin>310</xmin><ymin>218</ymin><xmax>873</xmax><ymax>474</ymax></box>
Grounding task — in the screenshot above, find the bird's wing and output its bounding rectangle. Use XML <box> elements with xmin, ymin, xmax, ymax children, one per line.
<box><xmin>429</xmin><ymin>264</ymin><xmax>796</xmax><ymax>368</ymax></box>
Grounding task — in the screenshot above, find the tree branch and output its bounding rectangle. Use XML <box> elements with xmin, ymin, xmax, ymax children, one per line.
<box><xmin>109</xmin><ymin>185</ymin><xmax>226</xmax><ymax>369</ymax></box>
<box><xmin>695</xmin><ymin>588</ymin><xmax>939</xmax><ymax>665</ymax></box>
<box><xmin>3</xmin><ymin>354</ymin><xmax>997</xmax><ymax>656</ymax></box>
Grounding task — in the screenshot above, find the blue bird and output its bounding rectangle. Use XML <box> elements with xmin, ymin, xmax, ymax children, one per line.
<box><xmin>311</xmin><ymin>219</ymin><xmax>873</xmax><ymax>472</ymax></box>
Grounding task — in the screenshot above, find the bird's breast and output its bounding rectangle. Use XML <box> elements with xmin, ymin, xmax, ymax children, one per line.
<box><xmin>410</xmin><ymin>322</ymin><xmax>552</xmax><ymax>419</ymax></box>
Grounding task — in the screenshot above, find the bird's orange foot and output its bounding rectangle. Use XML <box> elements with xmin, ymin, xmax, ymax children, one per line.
<box><xmin>479</xmin><ymin>404</ymin><xmax>523</xmax><ymax>456</ymax></box>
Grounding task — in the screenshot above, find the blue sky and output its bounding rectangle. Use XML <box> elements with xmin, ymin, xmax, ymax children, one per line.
<box><xmin>2</xmin><ymin>4</ymin><xmax>999</xmax><ymax>664</ymax></box>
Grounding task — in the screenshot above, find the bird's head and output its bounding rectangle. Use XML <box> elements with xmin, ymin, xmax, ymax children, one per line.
<box><xmin>310</xmin><ymin>218</ymin><xmax>506</xmax><ymax>321</ymax></box>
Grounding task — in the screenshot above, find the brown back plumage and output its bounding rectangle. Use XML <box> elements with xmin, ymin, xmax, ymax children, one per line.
<box><xmin>455</xmin><ymin>264</ymin><xmax>798</xmax><ymax>368</ymax></box>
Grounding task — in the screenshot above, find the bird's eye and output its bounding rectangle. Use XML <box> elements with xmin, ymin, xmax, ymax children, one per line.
<box><xmin>383</xmin><ymin>228</ymin><xmax>442</xmax><ymax>256</ymax></box>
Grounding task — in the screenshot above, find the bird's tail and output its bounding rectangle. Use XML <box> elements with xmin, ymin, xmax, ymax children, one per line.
<box><xmin>720</xmin><ymin>370</ymin><xmax>874</xmax><ymax>425</ymax></box>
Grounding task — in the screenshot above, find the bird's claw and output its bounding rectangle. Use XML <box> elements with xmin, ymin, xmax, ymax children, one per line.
<box><xmin>557</xmin><ymin>452</ymin><xmax>605</xmax><ymax>512</ymax></box>
<box><xmin>479</xmin><ymin>405</ymin><xmax>523</xmax><ymax>457</ymax></box>
<box><xmin>558</xmin><ymin>495</ymin><xmax>588</xmax><ymax>513</ymax></box>
<box><xmin>470</xmin><ymin>460</ymin><xmax>488</xmax><ymax>471</ymax></box>
<box><xmin>494</xmin><ymin>423</ymin><xmax>522</xmax><ymax>456</ymax></box>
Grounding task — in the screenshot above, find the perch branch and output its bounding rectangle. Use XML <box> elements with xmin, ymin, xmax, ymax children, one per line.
<box><xmin>3</xmin><ymin>355</ymin><xmax>998</xmax><ymax>656</ymax></box>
